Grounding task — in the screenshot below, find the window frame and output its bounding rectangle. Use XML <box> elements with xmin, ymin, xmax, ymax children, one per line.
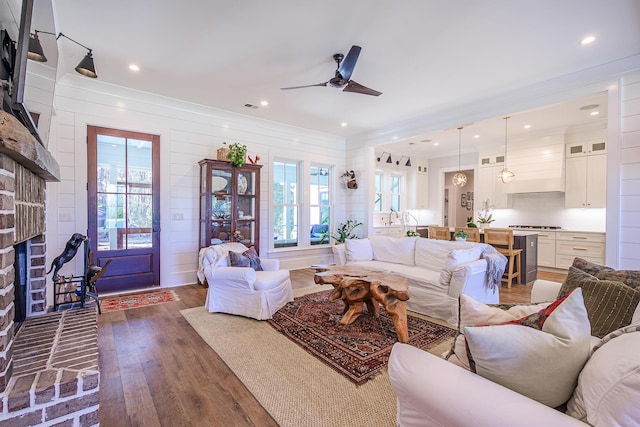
<box><xmin>309</xmin><ymin>163</ymin><xmax>332</xmax><ymax>246</ymax></box>
<box><xmin>273</xmin><ymin>159</ymin><xmax>301</xmax><ymax>249</ymax></box>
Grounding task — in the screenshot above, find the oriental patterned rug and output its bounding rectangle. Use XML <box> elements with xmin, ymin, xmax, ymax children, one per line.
<box><xmin>266</xmin><ymin>289</ymin><xmax>456</xmax><ymax>385</ymax></box>
<box><xmin>100</xmin><ymin>290</ymin><xmax>180</xmax><ymax>313</ymax></box>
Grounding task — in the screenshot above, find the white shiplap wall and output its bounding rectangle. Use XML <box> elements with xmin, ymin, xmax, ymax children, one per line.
<box><xmin>44</xmin><ymin>75</ymin><xmax>345</xmax><ymax>305</ymax></box>
<box><xmin>620</xmin><ymin>71</ymin><xmax>640</xmax><ymax>269</ymax></box>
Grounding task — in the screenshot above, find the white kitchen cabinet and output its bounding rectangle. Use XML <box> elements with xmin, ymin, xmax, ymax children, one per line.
<box><xmin>372</xmin><ymin>226</ymin><xmax>404</xmax><ymax>237</ymax></box>
<box><xmin>536</xmin><ymin>231</ymin><xmax>556</xmax><ymax>267</ymax></box>
<box><xmin>410</xmin><ymin>170</ymin><xmax>429</xmax><ymax>209</ymax></box>
<box><xmin>477</xmin><ymin>153</ymin><xmax>508</xmax><ymax>209</ymax></box>
<box><xmin>555</xmin><ymin>231</ymin><xmax>605</xmax><ymax>270</ymax></box>
<box><xmin>565</xmin><ymin>142</ymin><xmax>607</xmax><ymax>208</ymax></box>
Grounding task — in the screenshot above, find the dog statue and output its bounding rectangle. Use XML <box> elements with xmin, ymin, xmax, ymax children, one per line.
<box><xmin>46</xmin><ymin>233</ymin><xmax>87</xmax><ymax>279</ymax></box>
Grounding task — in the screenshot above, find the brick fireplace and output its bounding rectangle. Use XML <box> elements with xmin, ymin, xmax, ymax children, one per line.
<box><xmin>0</xmin><ymin>111</ymin><xmax>98</xmax><ymax>425</ymax></box>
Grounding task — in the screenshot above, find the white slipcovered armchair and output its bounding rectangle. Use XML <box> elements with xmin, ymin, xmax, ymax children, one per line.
<box><xmin>199</xmin><ymin>243</ymin><xmax>293</xmax><ymax>320</ymax></box>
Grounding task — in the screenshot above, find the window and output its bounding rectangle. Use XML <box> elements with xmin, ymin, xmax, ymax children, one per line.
<box><xmin>273</xmin><ymin>161</ymin><xmax>299</xmax><ymax>248</ymax></box>
<box><xmin>390</xmin><ymin>174</ymin><xmax>401</xmax><ymax>212</ymax></box>
<box><xmin>310</xmin><ymin>165</ymin><xmax>331</xmax><ymax>245</ymax></box>
<box><xmin>374</xmin><ymin>172</ymin><xmax>383</xmax><ymax>212</ymax></box>
<box><xmin>374</xmin><ymin>170</ymin><xmax>404</xmax><ymax>212</ymax></box>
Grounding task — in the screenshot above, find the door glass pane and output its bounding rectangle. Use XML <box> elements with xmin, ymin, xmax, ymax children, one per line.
<box><xmin>97</xmin><ymin>134</ymin><xmax>154</xmax><ymax>250</ymax></box>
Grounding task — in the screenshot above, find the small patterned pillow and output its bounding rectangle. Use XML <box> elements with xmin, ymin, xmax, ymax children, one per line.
<box><xmin>571</xmin><ymin>257</ymin><xmax>614</xmax><ymax>277</ymax></box>
<box><xmin>228</xmin><ymin>247</ymin><xmax>263</xmax><ymax>271</ymax></box>
<box><xmin>595</xmin><ymin>269</ymin><xmax>640</xmax><ymax>290</ymax></box>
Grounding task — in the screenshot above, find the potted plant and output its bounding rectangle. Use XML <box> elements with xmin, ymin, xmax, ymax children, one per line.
<box><xmin>331</xmin><ymin>219</ymin><xmax>363</xmax><ymax>244</ymax></box>
<box><xmin>454</xmin><ymin>229</ymin><xmax>468</xmax><ymax>241</ymax></box>
<box><xmin>406</xmin><ymin>230</ymin><xmax>420</xmax><ymax>237</ymax></box>
<box><xmin>227</xmin><ymin>142</ymin><xmax>247</xmax><ymax>167</ymax></box>
<box><xmin>476</xmin><ymin>213</ymin><xmax>495</xmax><ymax>231</ymax></box>
<box><xmin>466</xmin><ymin>216</ymin><xmax>477</xmax><ymax>228</ymax></box>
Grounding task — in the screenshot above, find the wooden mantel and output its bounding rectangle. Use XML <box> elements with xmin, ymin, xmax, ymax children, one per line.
<box><xmin>0</xmin><ymin>110</ymin><xmax>60</xmax><ymax>182</ymax></box>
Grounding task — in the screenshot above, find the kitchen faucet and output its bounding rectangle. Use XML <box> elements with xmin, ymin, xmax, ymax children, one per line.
<box><xmin>389</xmin><ymin>209</ymin><xmax>399</xmax><ymax>225</ymax></box>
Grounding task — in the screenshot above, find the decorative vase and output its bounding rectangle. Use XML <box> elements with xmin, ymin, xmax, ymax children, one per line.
<box><xmin>455</xmin><ymin>237</ymin><xmax>467</xmax><ymax>242</ymax></box>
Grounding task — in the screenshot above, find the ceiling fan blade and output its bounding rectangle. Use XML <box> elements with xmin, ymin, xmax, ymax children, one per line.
<box><xmin>280</xmin><ymin>82</ymin><xmax>328</xmax><ymax>90</ymax></box>
<box><xmin>343</xmin><ymin>80</ymin><xmax>382</xmax><ymax>96</ymax></box>
<box><xmin>337</xmin><ymin>45</ymin><xmax>361</xmax><ymax>81</ymax></box>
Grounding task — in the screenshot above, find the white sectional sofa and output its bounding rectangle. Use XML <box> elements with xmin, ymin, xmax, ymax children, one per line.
<box><xmin>389</xmin><ymin>279</ymin><xmax>640</xmax><ymax>427</ymax></box>
<box><xmin>332</xmin><ymin>236</ymin><xmax>504</xmax><ymax>325</ymax></box>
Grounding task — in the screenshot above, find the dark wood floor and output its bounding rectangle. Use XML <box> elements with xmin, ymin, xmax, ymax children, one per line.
<box><xmin>98</xmin><ymin>269</ymin><xmax>565</xmax><ymax>426</ymax></box>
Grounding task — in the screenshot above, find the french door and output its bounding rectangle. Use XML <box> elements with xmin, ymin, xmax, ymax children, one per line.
<box><xmin>87</xmin><ymin>126</ymin><xmax>160</xmax><ymax>292</ymax></box>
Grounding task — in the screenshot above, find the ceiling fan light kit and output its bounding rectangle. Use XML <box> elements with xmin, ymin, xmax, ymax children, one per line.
<box><xmin>281</xmin><ymin>45</ymin><xmax>381</xmax><ymax>96</ymax></box>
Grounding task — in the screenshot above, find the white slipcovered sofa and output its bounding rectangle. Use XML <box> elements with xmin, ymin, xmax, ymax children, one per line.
<box><xmin>198</xmin><ymin>242</ymin><xmax>293</xmax><ymax>320</ymax></box>
<box><xmin>332</xmin><ymin>236</ymin><xmax>504</xmax><ymax>325</ymax></box>
<box><xmin>389</xmin><ymin>279</ymin><xmax>640</xmax><ymax>427</ymax></box>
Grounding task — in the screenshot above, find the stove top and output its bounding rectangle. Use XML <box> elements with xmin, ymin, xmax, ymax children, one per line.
<box><xmin>508</xmin><ymin>225</ymin><xmax>562</xmax><ymax>230</ymax></box>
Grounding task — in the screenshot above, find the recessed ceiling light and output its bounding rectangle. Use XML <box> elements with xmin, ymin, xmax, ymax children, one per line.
<box><xmin>474</xmin><ymin>134</ymin><xmax>480</xmax><ymax>139</ymax></box>
<box><xmin>420</xmin><ymin>139</ymin><xmax>431</xmax><ymax>143</ymax></box>
<box><xmin>408</xmin><ymin>141</ymin><xmax>416</xmax><ymax>145</ymax></box>
<box><xmin>341</xmin><ymin>122</ymin><xmax>347</xmax><ymax>127</ymax></box>
<box><xmin>524</xmin><ymin>124</ymin><xmax>531</xmax><ymax>129</ymax></box>
<box><xmin>580</xmin><ymin>35</ymin><xmax>595</xmax><ymax>45</ymax></box>
<box><xmin>129</xmin><ymin>64</ymin><xmax>140</xmax><ymax>71</ymax></box>
<box><xmin>579</xmin><ymin>104</ymin><xmax>599</xmax><ymax>110</ymax></box>
<box><xmin>590</xmin><ymin>111</ymin><xmax>599</xmax><ymax>116</ymax></box>
<box><xmin>392</xmin><ymin>136</ymin><xmax>398</xmax><ymax>140</ymax></box>
<box><xmin>260</xmin><ymin>100</ymin><xmax>268</xmax><ymax>106</ymax></box>
<box><xmin>433</xmin><ymin>142</ymin><xmax>439</xmax><ymax>146</ymax></box>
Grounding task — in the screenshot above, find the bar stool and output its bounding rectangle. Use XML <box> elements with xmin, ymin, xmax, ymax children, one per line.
<box><xmin>428</xmin><ymin>226</ymin><xmax>450</xmax><ymax>240</ymax></box>
<box><xmin>454</xmin><ymin>227</ymin><xmax>480</xmax><ymax>243</ymax></box>
<box><xmin>484</xmin><ymin>228</ymin><xmax>522</xmax><ymax>288</ymax></box>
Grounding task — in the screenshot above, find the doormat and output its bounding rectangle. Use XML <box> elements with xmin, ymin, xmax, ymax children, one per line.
<box><xmin>266</xmin><ymin>290</ymin><xmax>456</xmax><ymax>385</ymax></box>
<box><xmin>100</xmin><ymin>290</ymin><xmax>180</xmax><ymax>313</ymax></box>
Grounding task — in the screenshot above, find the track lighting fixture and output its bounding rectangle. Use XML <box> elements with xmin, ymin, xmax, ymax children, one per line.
<box><xmin>28</xmin><ymin>30</ymin><xmax>98</xmax><ymax>78</ymax></box>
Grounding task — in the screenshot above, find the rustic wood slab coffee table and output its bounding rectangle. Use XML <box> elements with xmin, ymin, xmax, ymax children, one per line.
<box><xmin>313</xmin><ymin>266</ymin><xmax>410</xmax><ymax>343</ymax></box>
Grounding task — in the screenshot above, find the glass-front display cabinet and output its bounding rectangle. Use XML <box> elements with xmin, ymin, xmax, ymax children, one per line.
<box><xmin>198</xmin><ymin>159</ymin><xmax>262</xmax><ymax>251</ymax></box>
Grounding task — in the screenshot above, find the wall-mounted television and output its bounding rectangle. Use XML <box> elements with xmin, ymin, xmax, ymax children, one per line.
<box><xmin>0</xmin><ymin>0</ymin><xmax>56</xmax><ymax>146</ymax></box>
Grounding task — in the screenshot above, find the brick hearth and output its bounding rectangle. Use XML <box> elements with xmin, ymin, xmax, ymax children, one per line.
<box><xmin>0</xmin><ymin>307</ymin><xmax>99</xmax><ymax>426</ymax></box>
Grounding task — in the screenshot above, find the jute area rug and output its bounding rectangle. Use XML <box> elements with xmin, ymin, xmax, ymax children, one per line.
<box><xmin>180</xmin><ymin>285</ymin><xmax>455</xmax><ymax>427</ymax></box>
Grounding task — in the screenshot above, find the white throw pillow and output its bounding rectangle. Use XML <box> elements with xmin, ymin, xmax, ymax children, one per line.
<box><xmin>345</xmin><ymin>238</ymin><xmax>373</xmax><ymax>262</ymax></box>
<box><xmin>463</xmin><ymin>289</ymin><xmax>591</xmax><ymax>408</ymax></box>
<box><xmin>369</xmin><ymin>235</ymin><xmax>417</xmax><ymax>266</ymax></box>
<box><xmin>414</xmin><ymin>238</ymin><xmax>474</xmax><ymax>271</ymax></box>
<box><xmin>440</xmin><ymin>245</ymin><xmax>485</xmax><ymax>286</ymax></box>
<box><xmin>567</xmin><ymin>326</ymin><xmax>640</xmax><ymax>425</ymax></box>
<box><xmin>447</xmin><ymin>294</ymin><xmax>551</xmax><ymax>369</ymax></box>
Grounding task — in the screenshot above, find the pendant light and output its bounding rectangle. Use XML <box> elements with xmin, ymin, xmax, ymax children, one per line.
<box><xmin>497</xmin><ymin>116</ymin><xmax>515</xmax><ymax>183</ymax></box>
<box><xmin>452</xmin><ymin>126</ymin><xmax>467</xmax><ymax>187</ymax></box>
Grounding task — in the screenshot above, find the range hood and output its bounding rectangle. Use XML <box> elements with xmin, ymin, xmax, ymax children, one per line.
<box><xmin>502</xmin><ymin>134</ymin><xmax>565</xmax><ymax>194</ymax></box>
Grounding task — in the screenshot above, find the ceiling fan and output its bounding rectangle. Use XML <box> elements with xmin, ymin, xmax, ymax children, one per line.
<box><xmin>281</xmin><ymin>45</ymin><xmax>382</xmax><ymax>96</ymax></box>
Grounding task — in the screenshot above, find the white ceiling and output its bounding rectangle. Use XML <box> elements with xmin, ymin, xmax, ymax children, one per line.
<box><xmin>48</xmin><ymin>0</ymin><xmax>640</xmax><ymax>155</ymax></box>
